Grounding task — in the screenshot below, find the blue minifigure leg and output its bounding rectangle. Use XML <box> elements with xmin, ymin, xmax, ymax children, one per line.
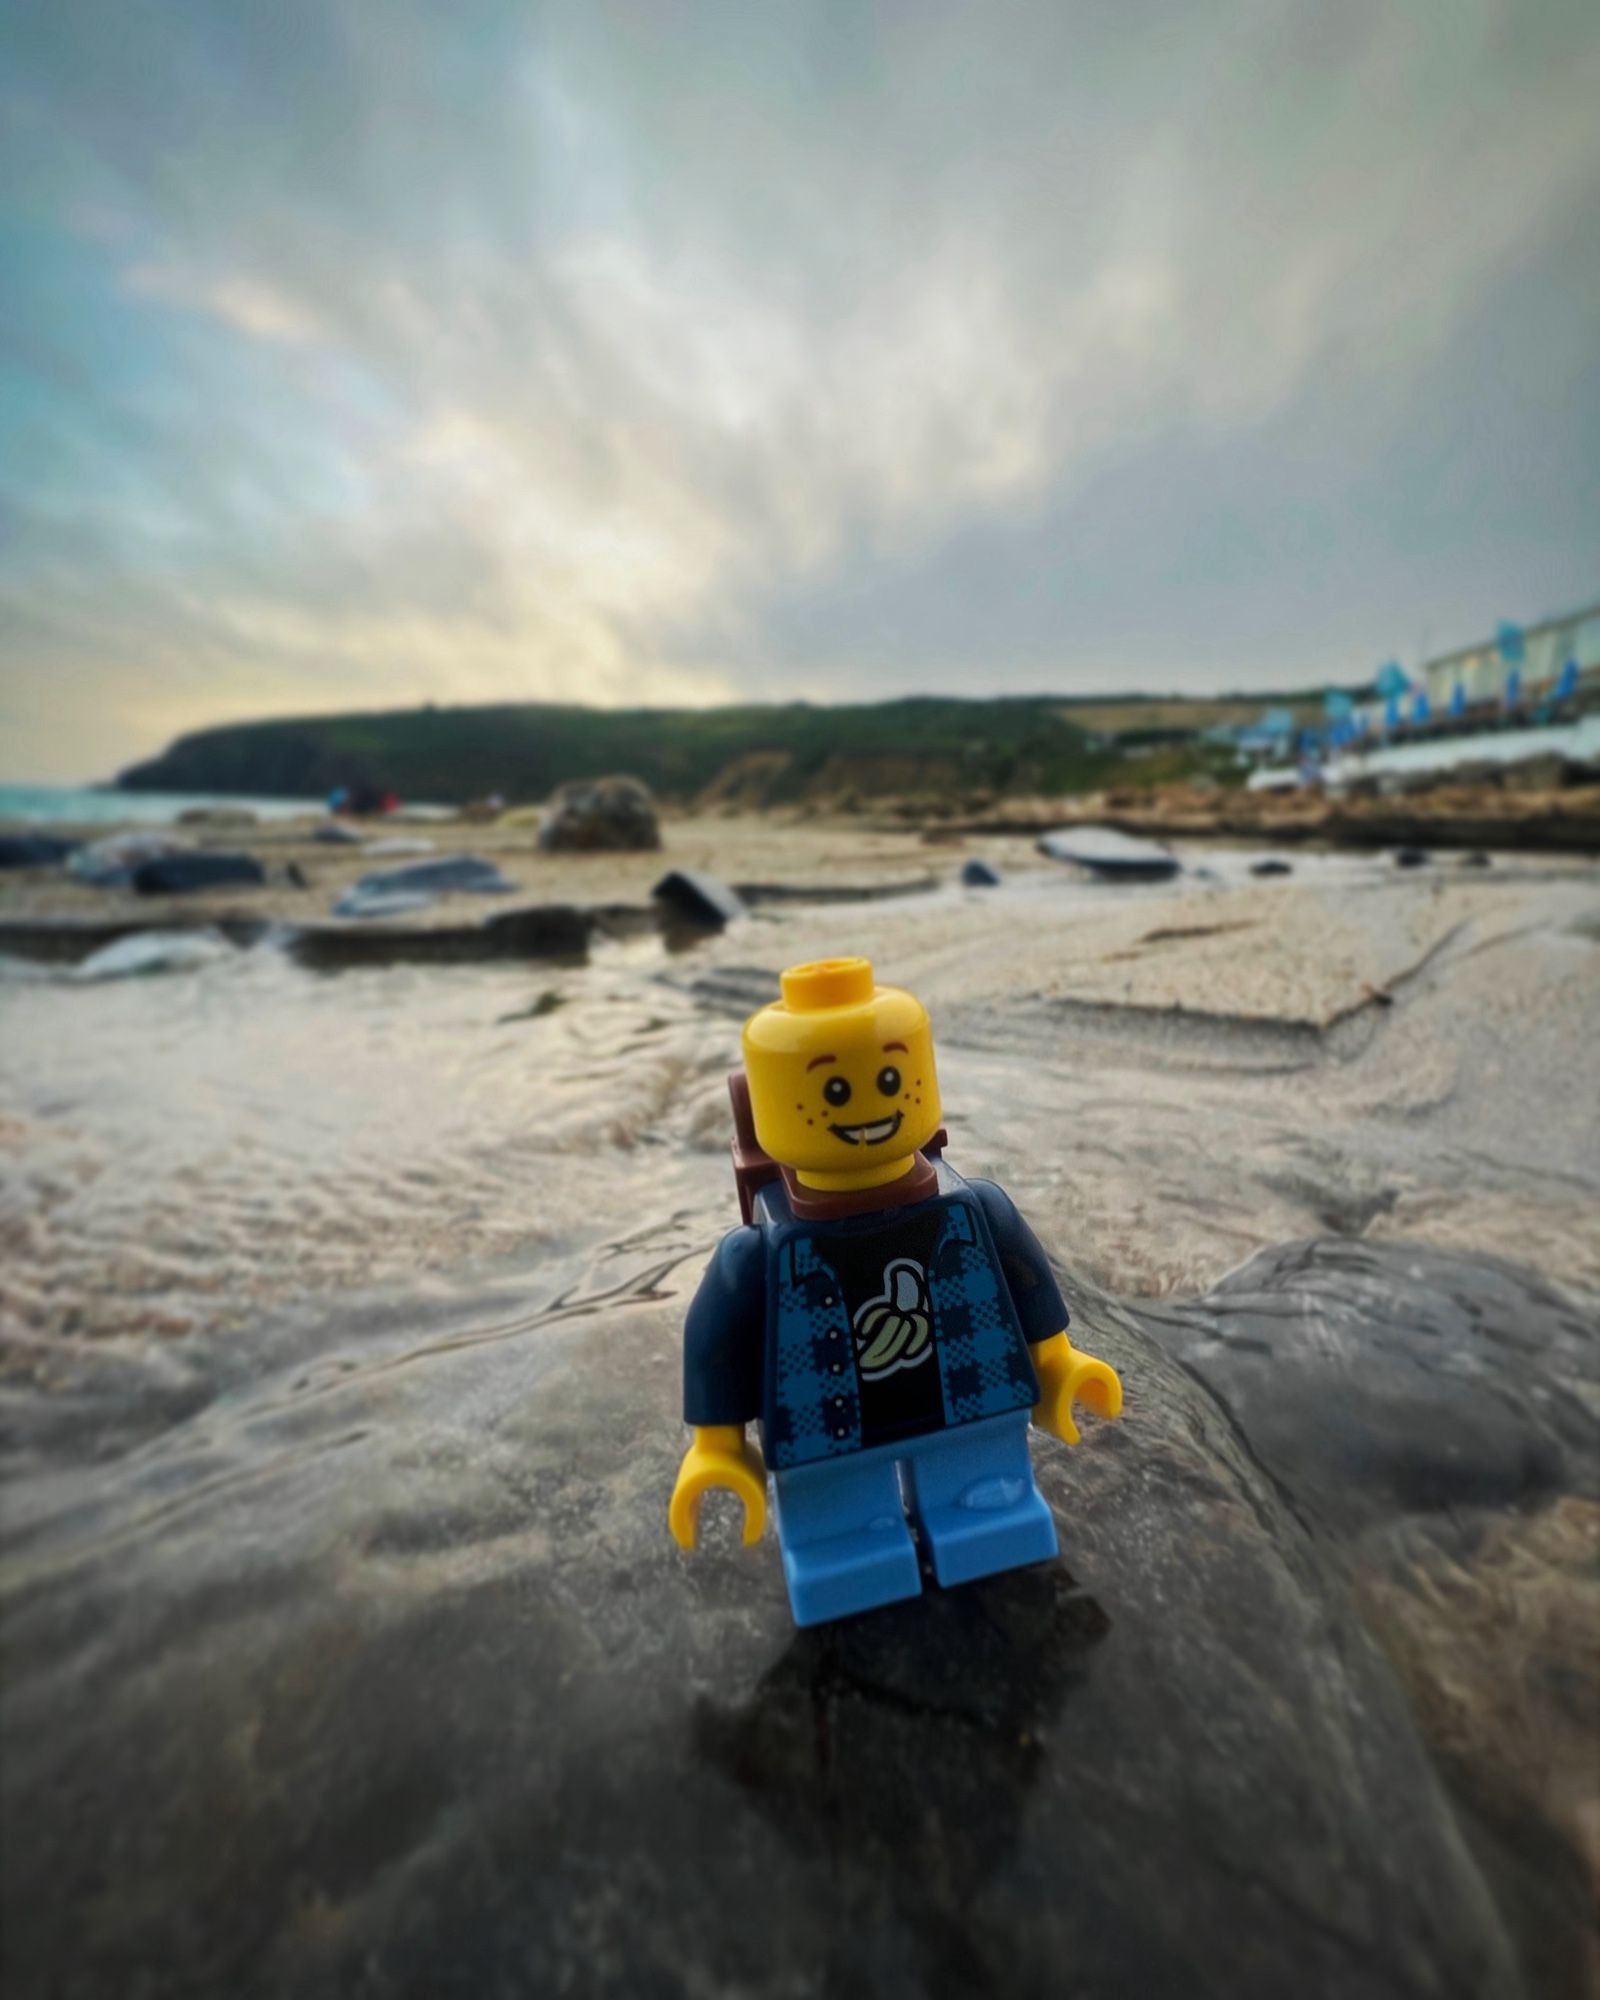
<box><xmin>902</xmin><ymin>1412</ymin><xmax>1058</xmax><ymax>1589</ymax></box>
<box><xmin>771</xmin><ymin>1450</ymin><xmax>922</xmax><ymax>1627</ymax></box>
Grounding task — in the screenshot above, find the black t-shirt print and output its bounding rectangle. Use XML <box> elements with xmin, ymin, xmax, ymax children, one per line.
<box><xmin>822</xmin><ymin>1208</ymin><xmax>946</xmax><ymax>1447</ymax></box>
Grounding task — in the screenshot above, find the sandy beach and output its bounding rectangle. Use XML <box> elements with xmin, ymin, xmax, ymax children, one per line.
<box><xmin>3</xmin><ymin>808</ymin><xmax>1598</xmax><ymax>1998</ymax></box>
<box><xmin>5</xmin><ymin>812</ymin><xmax>1599</xmax><ymax>1330</ymax></box>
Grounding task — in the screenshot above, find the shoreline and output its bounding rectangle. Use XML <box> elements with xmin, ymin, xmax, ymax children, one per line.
<box><xmin>4</xmin><ymin>804</ymin><xmax>1597</xmax><ymax>972</ymax></box>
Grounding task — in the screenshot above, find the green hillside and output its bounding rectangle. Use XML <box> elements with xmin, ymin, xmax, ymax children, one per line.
<box><xmin>115</xmin><ymin>694</ymin><xmax>1272</xmax><ymax>807</ymax></box>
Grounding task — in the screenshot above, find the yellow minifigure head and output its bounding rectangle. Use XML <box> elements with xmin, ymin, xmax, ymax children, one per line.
<box><xmin>742</xmin><ymin>957</ymin><xmax>943</xmax><ymax>1190</ymax></box>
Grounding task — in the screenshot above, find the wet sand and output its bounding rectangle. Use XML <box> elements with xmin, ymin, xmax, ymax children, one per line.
<box><xmin>4</xmin><ymin>828</ymin><xmax>1598</xmax><ymax>1345</ymax></box>
<box><xmin>3</xmin><ymin>816</ymin><xmax>1599</xmax><ymax>1997</ymax></box>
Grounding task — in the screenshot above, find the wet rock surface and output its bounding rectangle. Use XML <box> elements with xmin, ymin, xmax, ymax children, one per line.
<box><xmin>4</xmin><ymin>1236</ymin><xmax>1591</xmax><ymax>1999</ymax></box>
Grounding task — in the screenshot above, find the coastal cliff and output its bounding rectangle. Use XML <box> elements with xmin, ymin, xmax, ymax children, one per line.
<box><xmin>112</xmin><ymin>695</ymin><xmax>1264</xmax><ymax>808</ymax></box>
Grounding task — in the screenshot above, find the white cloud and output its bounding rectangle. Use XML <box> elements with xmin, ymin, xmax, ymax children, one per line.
<box><xmin>2</xmin><ymin>0</ymin><xmax>1598</xmax><ymax>776</ymax></box>
<box><xmin>122</xmin><ymin>262</ymin><xmax>325</xmax><ymax>345</ymax></box>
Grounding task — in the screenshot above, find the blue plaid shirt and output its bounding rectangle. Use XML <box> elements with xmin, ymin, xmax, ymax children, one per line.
<box><xmin>683</xmin><ymin>1162</ymin><xmax>1069</xmax><ymax>1470</ymax></box>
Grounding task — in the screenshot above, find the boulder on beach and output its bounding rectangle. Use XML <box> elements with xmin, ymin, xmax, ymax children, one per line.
<box><xmin>960</xmin><ymin>857</ymin><xmax>1003</xmax><ymax>887</ymax></box>
<box><xmin>538</xmin><ymin>775</ymin><xmax>661</xmax><ymax>853</ymax></box>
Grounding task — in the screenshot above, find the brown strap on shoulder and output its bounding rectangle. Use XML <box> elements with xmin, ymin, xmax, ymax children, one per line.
<box><xmin>729</xmin><ymin>1070</ymin><xmax>779</xmax><ymax>1225</ymax></box>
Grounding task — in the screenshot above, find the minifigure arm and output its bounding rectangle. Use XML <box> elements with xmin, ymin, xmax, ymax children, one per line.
<box><xmin>968</xmin><ymin>1180</ymin><xmax>1123</xmax><ymax>1446</ymax></box>
<box><xmin>671</xmin><ymin>1227</ymin><xmax>768</xmax><ymax>1550</ymax></box>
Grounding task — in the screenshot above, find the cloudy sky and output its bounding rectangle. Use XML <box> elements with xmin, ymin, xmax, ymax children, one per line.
<box><xmin>3</xmin><ymin>0</ymin><xmax>1598</xmax><ymax>781</ymax></box>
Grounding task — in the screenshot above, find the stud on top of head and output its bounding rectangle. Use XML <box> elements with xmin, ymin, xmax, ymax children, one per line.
<box><xmin>779</xmin><ymin>957</ymin><xmax>875</xmax><ymax>1012</ymax></box>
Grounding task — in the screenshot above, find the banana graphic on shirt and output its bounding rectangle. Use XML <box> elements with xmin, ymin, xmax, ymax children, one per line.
<box><xmin>852</xmin><ymin>1259</ymin><xmax>933</xmax><ymax>1379</ymax></box>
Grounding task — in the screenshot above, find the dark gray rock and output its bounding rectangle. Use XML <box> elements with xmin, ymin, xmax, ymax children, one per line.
<box><xmin>1249</xmin><ymin>857</ymin><xmax>1293</xmax><ymax>877</ymax></box>
<box><xmin>5</xmin><ymin>1234</ymin><xmax>1580</xmax><ymax>1998</ymax></box>
<box><xmin>175</xmin><ymin>806</ymin><xmax>259</xmax><ymax>828</ymax></box>
<box><xmin>1144</xmin><ymin>1238</ymin><xmax>1598</xmax><ymax>2000</ymax></box>
<box><xmin>732</xmin><ymin>875</ymin><xmax>940</xmax><ymax>905</ymax></box>
<box><xmin>960</xmin><ymin>857</ymin><xmax>1003</xmax><ymax>887</ymax></box>
<box><xmin>333</xmin><ymin>855</ymin><xmax>516</xmax><ymax>919</ymax></box>
<box><xmin>312</xmin><ymin>821</ymin><xmax>365</xmax><ymax>845</ymax></box>
<box><xmin>538</xmin><ymin>775</ymin><xmax>661</xmax><ymax>853</ymax></box>
<box><xmin>289</xmin><ymin>902</ymin><xmax>591</xmax><ymax>967</ymax></box>
<box><xmin>1037</xmin><ymin>826</ymin><xmax>1181</xmax><ymax>880</ymax></box>
<box><xmin>68</xmin><ymin>832</ymin><xmax>191</xmax><ymax>886</ymax></box>
<box><xmin>652</xmin><ymin>869</ymin><xmax>746</xmax><ymax>928</ymax></box>
<box><xmin>0</xmin><ymin>834</ymin><xmax>79</xmax><ymax>869</ymax></box>
<box><xmin>1394</xmin><ymin>847</ymin><xmax>1431</xmax><ymax>868</ymax></box>
<box><xmin>132</xmin><ymin>852</ymin><xmax>267</xmax><ymax>894</ymax></box>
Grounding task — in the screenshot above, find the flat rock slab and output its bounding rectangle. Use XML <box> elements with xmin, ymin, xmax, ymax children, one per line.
<box><xmin>690</xmin><ymin>873</ymin><xmax>1538</xmax><ymax>1031</ymax></box>
<box><xmin>332</xmin><ymin>854</ymin><xmax>517</xmax><ymax>918</ymax></box>
<box><xmin>290</xmin><ymin>901</ymin><xmax>592</xmax><ymax>966</ymax></box>
<box><xmin>1037</xmin><ymin>825</ymin><xmax>1181</xmax><ymax>878</ymax></box>
<box><xmin>6</xmin><ymin>1237</ymin><xmax>1588</xmax><ymax>1997</ymax></box>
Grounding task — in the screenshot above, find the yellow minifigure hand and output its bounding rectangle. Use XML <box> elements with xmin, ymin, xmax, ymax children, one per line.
<box><xmin>668</xmin><ymin>1424</ymin><xmax>768</xmax><ymax>1550</ymax></box>
<box><xmin>1030</xmin><ymin>1331</ymin><xmax>1123</xmax><ymax>1446</ymax></box>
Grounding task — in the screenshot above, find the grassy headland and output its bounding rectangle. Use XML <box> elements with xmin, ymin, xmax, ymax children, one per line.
<box><xmin>115</xmin><ymin>692</ymin><xmax>1322</xmax><ymax>808</ymax></box>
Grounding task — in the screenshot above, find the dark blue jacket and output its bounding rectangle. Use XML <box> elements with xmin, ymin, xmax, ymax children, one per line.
<box><xmin>683</xmin><ymin>1161</ymin><xmax>1070</xmax><ymax>1470</ymax></box>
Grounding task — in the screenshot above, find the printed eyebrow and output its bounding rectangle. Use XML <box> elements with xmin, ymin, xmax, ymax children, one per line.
<box><xmin>805</xmin><ymin>1053</ymin><xmax>837</xmax><ymax>1071</ymax></box>
<box><xmin>882</xmin><ymin>1041</ymin><xmax>908</xmax><ymax>1053</ymax></box>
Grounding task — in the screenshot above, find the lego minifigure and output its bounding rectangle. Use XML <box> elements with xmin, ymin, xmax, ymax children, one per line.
<box><xmin>669</xmin><ymin>956</ymin><xmax>1122</xmax><ymax>1627</ymax></box>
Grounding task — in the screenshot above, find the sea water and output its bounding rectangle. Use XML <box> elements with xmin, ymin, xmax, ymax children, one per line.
<box><xmin>0</xmin><ymin>784</ymin><xmax>320</xmax><ymax>826</ymax></box>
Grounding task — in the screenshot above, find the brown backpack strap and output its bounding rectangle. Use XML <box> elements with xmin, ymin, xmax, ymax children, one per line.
<box><xmin>729</xmin><ymin>1070</ymin><xmax>780</xmax><ymax>1224</ymax></box>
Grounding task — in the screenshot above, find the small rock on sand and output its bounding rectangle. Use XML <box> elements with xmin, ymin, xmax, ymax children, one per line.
<box><xmin>652</xmin><ymin>869</ymin><xmax>745</xmax><ymax>928</ymax></box>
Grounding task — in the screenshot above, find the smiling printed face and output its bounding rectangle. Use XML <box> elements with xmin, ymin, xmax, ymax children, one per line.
<box><xmin>742</xmin><ymin>957</ymin><xmax>943</xmax><ymax>1188</ymax></box>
